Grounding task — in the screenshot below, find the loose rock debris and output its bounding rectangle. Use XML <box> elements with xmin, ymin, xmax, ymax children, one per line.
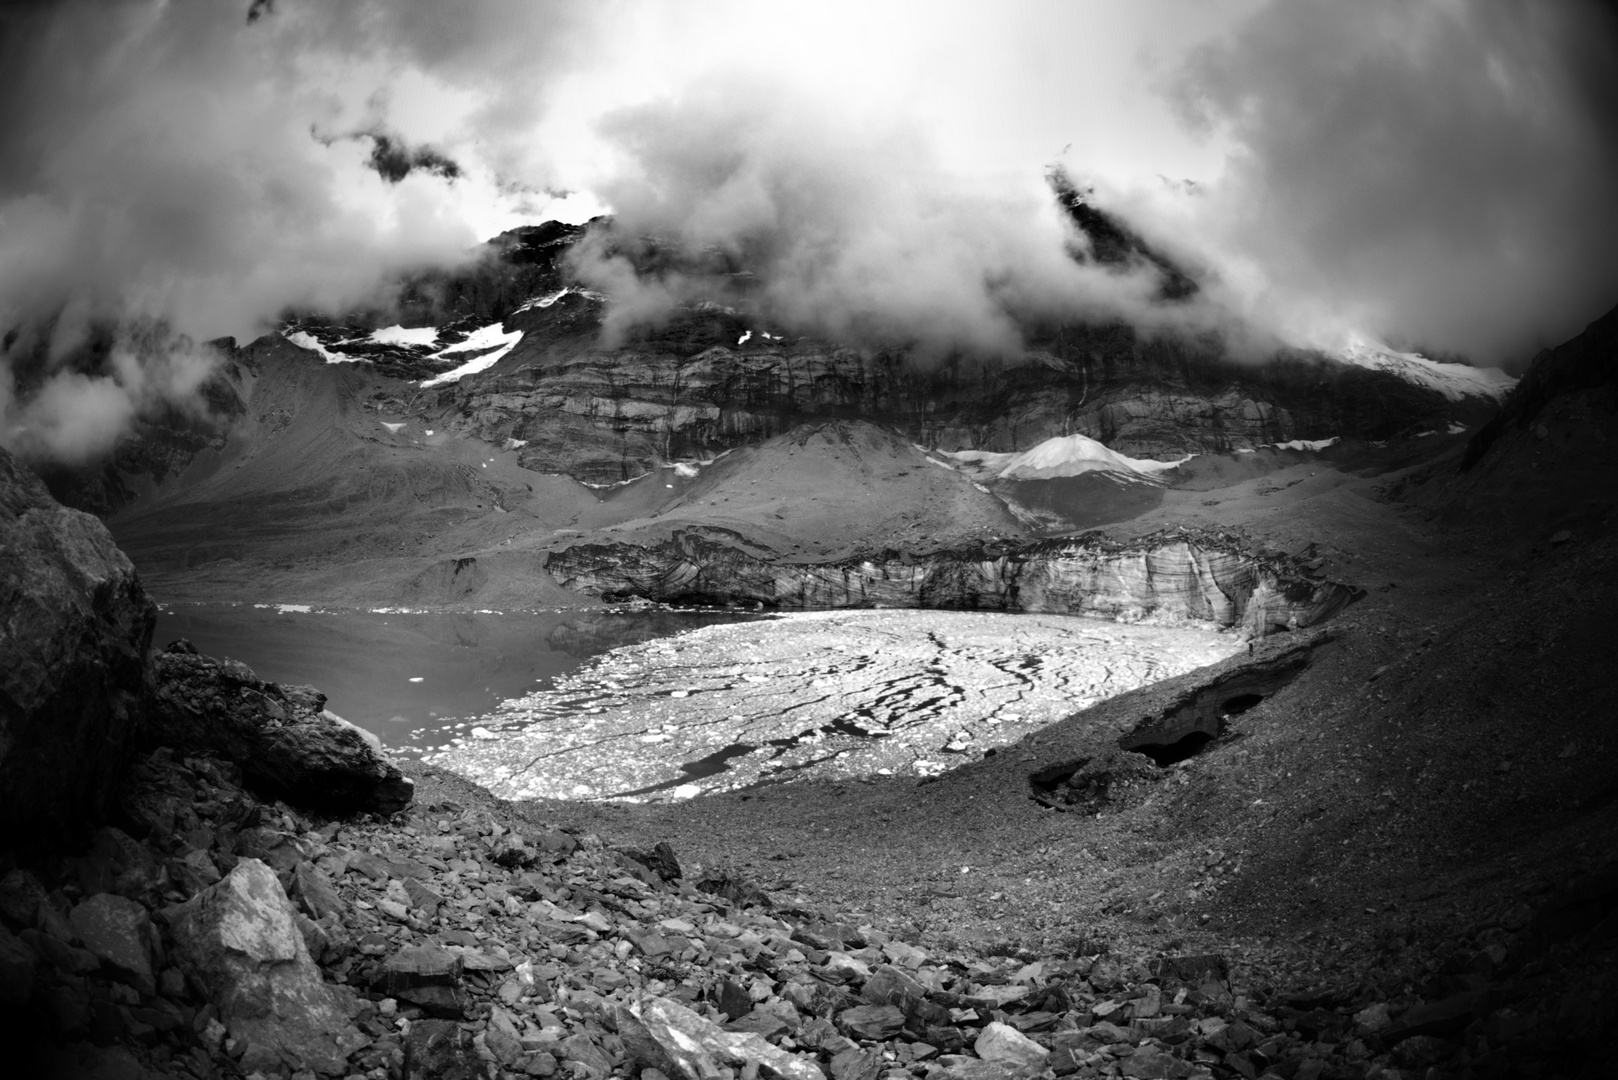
<box><xmin>2</xmin><ymin>742</ymin><xmax>1610</xmax><ymax>1078</ymax></box>
<box><xmin>432</xmin><ymin>611</ymin><xmax>1238</xmax><ymax>801</ymax></box>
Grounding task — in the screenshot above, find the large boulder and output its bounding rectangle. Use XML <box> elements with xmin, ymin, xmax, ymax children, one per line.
<box><xmin>149</xmin><ymin>642</ymin><xmax>412</xmax><ymax>815</ymax></box>
<box><xmin>163</xmin><ymin>858</ymin><xmax>367</xmax><ymax>1075</ymax></box>
<box><xmin>0</xmin><ymin>444</ymin><xmax>154</xmax><ymax>851</ymax></box>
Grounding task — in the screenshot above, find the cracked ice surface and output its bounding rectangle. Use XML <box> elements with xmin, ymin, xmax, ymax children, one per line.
<box><xmin>429</xmin><ymin>610</ymin><xmax>1239</xmax><ymax>802</ymax></box>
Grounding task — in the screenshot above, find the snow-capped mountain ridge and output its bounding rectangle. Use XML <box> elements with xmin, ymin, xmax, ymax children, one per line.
<box><xmin>1333</xmin><ymin>337</ymin><xmax>1515</xmax><ymax>404</ymax></box>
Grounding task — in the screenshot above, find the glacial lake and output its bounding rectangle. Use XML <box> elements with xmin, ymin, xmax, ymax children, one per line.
<box><xmin>153</xmin><ymin>605</ymin><xmax>759</xmax><ymax>752</ymax></box>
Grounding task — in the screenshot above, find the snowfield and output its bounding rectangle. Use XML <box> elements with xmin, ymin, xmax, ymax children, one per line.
<box><xmin>284</xmin><ymin>320</ymin><xmax>525</xmax><ymax>388</ymax></box>
<box><xmin>945</xmin><ymin>433</ymin><xmax>1192</xmax><ymax>483</ymax></box>
<box><xmin>370</xmin><ymin>325</ymin><xmax>440</xmax><ymax>347</ymax></box>
<box><xmin>1334</xmin><ymin>337</ymin><xmax>1516</xmax><ymax>403</ymax></box>
<box><xmin>419</xmin><ymin>323</ymin><xmax>524</xmax><ymax>387</ymax></box>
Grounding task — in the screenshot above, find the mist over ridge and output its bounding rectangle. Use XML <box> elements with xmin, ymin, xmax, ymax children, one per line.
<box><xmin>2</xmin><ymin>0</ymin><xmax>1615</xmax><ymax>464</ymax></box>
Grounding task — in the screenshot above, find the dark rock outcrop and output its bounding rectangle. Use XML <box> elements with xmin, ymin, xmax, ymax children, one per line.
<box><xmin>149</xmin><ymin>642</ymin><xmax>413</xmax><ymax>815</ymax></box>
<box><xmin>1462</xmin><ymin>301</ymin><xmax>1617</xmax><ymax>470</ymax></box>
<box><xmin>546</xmin><ymin>528</ymin><xmax>1358</xmax><ymax>630</ymax></box>
<box><xmin>0</xmin><ymin>444</ymin><xmax>154</xmax><ymax>851</ymax></box>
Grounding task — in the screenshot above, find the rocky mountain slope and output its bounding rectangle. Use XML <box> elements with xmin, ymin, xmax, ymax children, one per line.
<box><xmin>51</xmin><ymin>206</ymin><xmax>1510</xmax><ymax>520</ymax></box>
<box><xmin>4</xmin><ymin>203</ymin><xmax>1609</xmax><ymax>1079</ymax></box>
<box><xmin>5</xmin><ymin>202</ymin><xmax>1519</xmax><ymax>621</ymax></box>
<box><xmin>0</xmin><ymin>296</ymin><xmax>1613</xmax><ymax>1078</ymax></box>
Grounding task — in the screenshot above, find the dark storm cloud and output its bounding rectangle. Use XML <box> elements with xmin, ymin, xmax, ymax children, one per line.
<box><xmin>1163</xmin><ymin>0</ymin><xmax>1618</xmax><ymax>368</ymax></box>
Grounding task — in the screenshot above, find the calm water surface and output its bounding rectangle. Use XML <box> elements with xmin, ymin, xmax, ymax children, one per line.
<box><xmin>154</xmin><ymin>606</ymin><xmax>758</xmax><ymax>751</ymax></box>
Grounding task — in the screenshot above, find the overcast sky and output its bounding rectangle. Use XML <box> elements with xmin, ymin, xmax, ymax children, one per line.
<box><xmin>2</xmin><ymin>0</ymin><xmax>1616</xmax><ymax>459</ymax></box>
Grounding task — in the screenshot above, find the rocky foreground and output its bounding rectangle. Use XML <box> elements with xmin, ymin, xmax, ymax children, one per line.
<box><xmin>2</xmin><ymin>701</ymin><xmax>1612</xmax><ymax>1080</ymax></box>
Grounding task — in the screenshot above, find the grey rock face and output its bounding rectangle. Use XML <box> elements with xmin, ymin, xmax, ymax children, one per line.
<box><xmin>163</xmin><ymin>858</ymin><xmax>365</xmax><ymax>1076</ymax></box>
<box><xmin>0</xmin><ymin>443</ymin><xmax>154</xmax><ymax>851</ymax></box>
<box><xmin>547</xmin><ymin>529</ymin><xmax>1357</xmax><ymax>630</ymax></box>
<box><xmin>438</xmin><ymin>302</ymin><xmax>1493</xmax><ymax>484</ymax></box>
<box><xmin>149</xmin><ymin>644</ymin><xmax>413</xmax><ymax>815</ymax></box>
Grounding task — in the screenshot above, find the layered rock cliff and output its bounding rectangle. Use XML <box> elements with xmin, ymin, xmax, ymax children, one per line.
<box><xmin>545</xmin><ymin>527</ymin><xmax>1358</xmax><ymax>631</ymax></box>
<box><xmin>429</xmin><ymin>295</ymin><xmax>1500</xmax><ymax>484</ymax></box>
<box><xmin>45</xmin><ymin>213</ymin><xmax>1510</xmax><ymax>509</ymax></box>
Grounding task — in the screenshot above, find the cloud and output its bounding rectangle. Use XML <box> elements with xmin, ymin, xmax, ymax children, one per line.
<box><xmin>1139</xmin><ymin>0</ymin><xmax>1618</xmax><ymax>368</ymax></box>
<box><xmin>11</xmin><ymin>0</ymin><xmax>1607</xmax><ymax>464</ymax></box>
<box><xmin>0</xmin><ymin>323</ymin><xmax>221</xmax><ymax>465</ymax></box>
<box><xmin>0</xmin><ymin>0</ymin><xmax>596</xmax><ymax>462</ymax></box>
<box><xmin>563</xmin><ymin>79</ymin><xmax>1205</xmax><ymax>357</ymax></box>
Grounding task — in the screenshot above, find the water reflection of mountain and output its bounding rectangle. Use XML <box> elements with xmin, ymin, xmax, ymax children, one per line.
<box><xmin>543</xmin><ymin>611</ymin><xmax>765</xmax><ymax>659</ymax></box>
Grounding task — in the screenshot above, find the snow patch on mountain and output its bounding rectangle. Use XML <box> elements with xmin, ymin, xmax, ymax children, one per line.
<box><xmin>283</xmin><ymin>318</ymin><xmax>522</xmax><ymax>385</ymax></box>
<box><xmin>283</xmin><ymin>330</ymin><xmax>346</xmax><ymax>361</ymax></box>
<box><xmin>514</xmin><ymin>287</ymin><xmax>586</xmax><ymax>314</ymax></box>
<box><xmin>1333</xmin><ymin>337</ymin><xmax>1515</xmax><ymax>403</ymax></box>
<box><xmin>371</xmin><ymin>325</ymin><xmax>440</xmax><ymax>347</ymax></box>
<box><xmin>944</xmin><ymin>434</ymin><xmax>1192</xmax><ymax>483</ymax></box>
<box><xmin>419</xmin><ymin>323</ymin><xmax>525</xmax><ymax>388</ymax></box>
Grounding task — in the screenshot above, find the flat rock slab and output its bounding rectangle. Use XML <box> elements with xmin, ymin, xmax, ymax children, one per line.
<box><xmin>433</xmin><ymin>610</ymin><xmax>1235</xmax><ymax>800</ymax></box>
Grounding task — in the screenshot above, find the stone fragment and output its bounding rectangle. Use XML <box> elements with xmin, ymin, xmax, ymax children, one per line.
<box><xmin>619</xmin><ymin>995</ymin><xmax>825</xmax><ymax>1080</ymax></box>
<box><xmin>403</xmin><ymin>877</ymin><xmax>445</xmax><ymax>913</ymax></box>
<box><xmin>617</xmin><ymin>996</ymin><xmax>725</xmax><ymax>1080</ymax></box>
<box><xmin>560</xmin><ymin>1032</ymin><xmax>615</xmax><ymax>1076</ymax></box>
<box><xmin>164</xmin><ymin>858</ymin><xmax>364</xmax><ymax>1076</ymax></box>
<box><xmin>974</xmin><ymin>1022</ymin><xmax>1048</xmax><ymax>1071</ymax></box>
<box><xmin>718</xmin><ymin>979</ymin><xmax>753</xmax><ymax>1021</ymax></box>
<box><xmin>170</xmin><ymin>849</ymin><xmax>222</xmax><ymax>896</ymax></box>
<box><xmin>295</xmin><ymin>913</ymin><xmax>331</xmax><ymax>964</ymax></box>
<box><xmin>0</xmin><ymin>924</ymin><xmax>36</xmax><ymax>1005</ymax></box>
<box><xmin>1353</xmin><ymin>1001</ymin><xmax>1392</xmax><ymax>1034</ymax></box>
<box><xmin>837</xmin><ymin>1004</ymin><xmax>906</xmax><ymax>1040</ymax></box>
<box><xmin>0</xmin><ymin>445</ymin><xmax>153</xmax><ymax>852</ymax></box>
<box><xmin>830</xmin><ymin>1047</ymin><xmax>884</xmax><ymax>1080</ymax></box>
<box><xmin>882</xmin><ymin>940</ymin><xmax>928</xmax><ymax>969</ymax></box>
<box><xmin>862</xmin><ymin>964</ymin><xmax>927</xmax><ymax>1009</ymax></box>
<box><xmin>406</xmin><ymin>1018</ymin><xmax>483</xmax><ymax>1080</ymax></box>
<box><xmin>626</xmin><ymin>927</ymin><xmax>674</xmax><ymax>958</ymax></box>
<box><xmin>69</xmin><ymin>893</ymin><xmax>155</xmax><ymax>995</ymax></box>
<box><xmin>292</xmin><ymin>861</ymin><xmax>344</xmax><ymax>921</ymax></box>
<box><xmin>398</xmin><ymin>983</ymin><xmax>472</xmax><ymax>1019</ymax></box>
<box><xmin>0</xmin><ymin>868</ymin><xmax>48</xmax><ymax>926</ymax></box>
<box><xmin>933</xmin><ymin>1056</ymin><xmax>1019</xmax><ymax>1080</ymax></box>
<box><xmin>726</xmin><ymin>1009</ymin><xmax>792</xmax><ymax>1040</ymax></box>
<box><xmin>20</xmin><ymin>927</ymin><xmax>100</xmax><ymax>973</ymax></box>
<box><xmin>967</xmin><ymin>984</ymin><xmax>1031</xmax><ymax>1009</ymax></box>
<box><xmin>533</xmin><ymin>830</ymin><xmax>580</xmax><ymax>857</ymax></box>
<box><xmin>375</xmin><ymin>942</ymin><xmax>463</xmax><ymax>993</ymax></box>
<box><xmin>630</xmin><ymin>841</ymin><xmax>684</xmax><ymax>882</ymax></box>
<box><xmin>823</xmin><ymin>952</ymin><xmax>873</xmax><ymax>983</ymax></box>
<box><xmin>1150</xmin><ymin>954</ymin><xmax>1229</xmax><ymax>987</ymax></box>
<box><xmin>1382</xmin><ymin>992</ymin><xmax>1482</xmax><ymax>1043</ymax></box>
<box><xmin>1118</xmin><ymin>1046</ymin><xmax>1192</xmax><ymax>1079</ymax></box>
